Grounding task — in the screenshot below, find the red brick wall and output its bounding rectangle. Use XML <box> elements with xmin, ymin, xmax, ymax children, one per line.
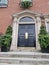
<box><xmin>0</xmin><ymin>0</ymin><xmax>49</xmax><ymax>34</ymax></box>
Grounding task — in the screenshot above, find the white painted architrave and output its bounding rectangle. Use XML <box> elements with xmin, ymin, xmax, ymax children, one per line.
<box><xmin>10</xmin><ymin>10</ymin><xmax>41</xmax><ymax>51</ymax></box>
<box><xmin>45</xmin><ymin>18</ymin><xmax>49</xmax><ymax>32</ymax></box>
<box><xmin>10</xmin><ymin>17</ymin><xmax>18</xmax><ymax>51</ymax></box>
<box><xmin>36</xmin><ymin>17</ymin><xmax>41</xmax><ymax>50</ymax></box>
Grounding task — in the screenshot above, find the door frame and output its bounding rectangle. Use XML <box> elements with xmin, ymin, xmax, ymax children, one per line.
<box><xmin>17</xmin><ymin>15</ymin><xmax>37</xmax><ymax>48</ymax></box>
<box><xmin>10</xmin><ymin>13</ymin><xmax>41</xmax><ymax>51</ymax></box>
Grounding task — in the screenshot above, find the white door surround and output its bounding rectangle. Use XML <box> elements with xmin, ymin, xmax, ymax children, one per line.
<box><xmin>10</xmin><ymin>10</ymin><xmax>41</xmax><ymax>51</ymax></box>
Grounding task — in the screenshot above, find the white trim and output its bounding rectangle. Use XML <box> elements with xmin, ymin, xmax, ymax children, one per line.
<box><xmin>12</xmin><ymin>10</ymin><xmax>41</xmax><ymax>17</ymax></box>
<box><xmin>10</xmin><ymin>17</ymin><xmax>18</xmax><ymax>51</ymax></box>
<box><xmin>18</xmin><ymin>22</ymin><xmax>35</xmax><ymax>24</ymax></box>
<box><xmin>36</xmin><ymin>17</ymin><xmax>41</xmax><ymax>34</ymax></box>
<box><xmin>45</xmin><ymin>18</ymin><xmax>49</xmax><ymax>32</ymax></box>
<box><xmin>11</xmin><ymin>12</ymin><xmax>41</xmax><ymax>51</ymax></box>
<box><xmin>36</xmin><ymin>17</ymin><xmax>41</xmax><ymax>50</ymax></box>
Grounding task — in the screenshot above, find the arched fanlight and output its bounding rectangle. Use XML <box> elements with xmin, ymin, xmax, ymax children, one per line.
<box><xmin>19</xmin><ymin>16</ymin><xmax>34</xmax><ymax>22</ymax></box>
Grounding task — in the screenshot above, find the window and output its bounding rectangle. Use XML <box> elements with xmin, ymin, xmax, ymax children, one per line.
<box><xmin>47</xmin><ymin>22</ymin><xmax>49</xmax><ymax>33</ymax></box>
<box><xmin>19</xmin><ymin>17</ymin><xmax>34</xmax><ymax>22</ymax></box>
<box><xmin>0</xmin><ymin>0</ymin><xmax>8</xmax><ymax>7</ymax></box>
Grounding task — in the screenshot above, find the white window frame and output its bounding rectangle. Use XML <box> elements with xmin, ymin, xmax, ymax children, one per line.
<box><xmin>45</xmin><ymin>18</ymin><xmax>49</xmax><ymax>32</ymax></box>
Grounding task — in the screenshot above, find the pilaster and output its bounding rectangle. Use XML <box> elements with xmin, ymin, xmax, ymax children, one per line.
<box><xmin>10</xmin><ymin>17</ymin><xmax>18</xmax><ymax>51</ymax></box>
<box><xmin>36</xmin><ymin>17</ymin><xmax>41</xmax><ymax>51</ymax></box>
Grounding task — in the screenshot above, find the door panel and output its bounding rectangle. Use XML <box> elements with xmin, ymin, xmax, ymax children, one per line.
<box><xmin>18</xmin><ymin>24</ymin><xmax>36</xmax><ymax>47</ymax></box>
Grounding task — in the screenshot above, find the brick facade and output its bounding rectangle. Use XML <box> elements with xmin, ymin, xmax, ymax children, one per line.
<box><xmin>0</xmin><ymin>0</ymin><xmax>49</xmax><ymax>34</ymax></box>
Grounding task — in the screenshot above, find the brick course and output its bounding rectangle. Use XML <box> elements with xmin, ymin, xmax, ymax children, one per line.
<box><xmin>0</xmin><ymin>0</ymin><xmax>49</xmax><ymax>34</ymax></box>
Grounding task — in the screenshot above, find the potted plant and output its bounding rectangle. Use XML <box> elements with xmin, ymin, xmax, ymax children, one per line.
<box><xmin>0</xmin><ymin>26</ymin><xmax>12</xmax><ymax>52</ymax></box>
<box><xmin>0</xmin><ymin>34</ymin><xmax>12</xmax><ymax>52</ymax></box>
<box><xmin>38</xmin><ymin>25</ymin><xmax>49</xmax><ymax>53</ymax></box>
<box><xmin>20</xmin><ymin>0</ymin><xmax>32</xmax><ymax>8</ymax></box>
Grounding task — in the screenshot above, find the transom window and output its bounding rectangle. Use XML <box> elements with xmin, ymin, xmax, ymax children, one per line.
<box><xmin>19</xmin><ymin>17</ymin><xmax>34</xmax><ymax>22</ymax></box>
<box><xmin>0</xmin><ymin>0</ymin><xmax>8</xmax><ymax>7</ymax></box>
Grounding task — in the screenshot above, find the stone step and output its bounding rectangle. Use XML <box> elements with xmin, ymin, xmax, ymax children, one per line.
<box><xmin>0</xmin><ymin>63</ymin><xmax>35</xmax><ymax>65</ymax></box>
<box><xmin>0</xmin><ymin>57</ymin><xmax>49</xmax><ymax>64</ymax></box>
<box><xmin>0</xmin><ymin>63</ymin><xmax>49</xmax><ymax>65</ymax></box>
<box><xmin>0</xmin><ymin>52</ymin><xmax>49</xmax><ymax>59</ymax></box>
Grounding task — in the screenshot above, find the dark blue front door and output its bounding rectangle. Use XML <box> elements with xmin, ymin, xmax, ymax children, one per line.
<box><xmin>18</xmin><ymin>24</ymin><xmax>36</xmax><ymax>47</ymax></box>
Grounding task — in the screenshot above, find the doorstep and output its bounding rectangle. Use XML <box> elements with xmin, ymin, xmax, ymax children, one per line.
<box><xmin>16</xmin><ymin>47</ymin><xmax>37</xmax><ymax>52</ymax></box>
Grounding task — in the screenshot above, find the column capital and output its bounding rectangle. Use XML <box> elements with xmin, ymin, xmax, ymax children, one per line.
<box><xmin>13</xmin><ymin>17</ymin><xmax>17</xmax><ymax>22</ymax></box>
<box><xmin>36</xmin><ymin>17</ymin><xmax>41</xmax><ymax>23</ymax></box>
<box><xmin>45</xmin><ymin>18</ymin><xmax>49</xmax><ymax>21</ymax></box>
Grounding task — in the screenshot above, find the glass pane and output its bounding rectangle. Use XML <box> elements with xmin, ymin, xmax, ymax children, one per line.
<box><xmin>47</xmin><ymin>23</ymin><xmax>49</xmax><ymax>33</ymax></box>
<box><xmin>0</xmin><ymin>0</ymin><xmax>8</xmax><ymax>7</ymax></box>
<box><xmin>0</xmin><ymin>0</ymin><xmax>7</xmax><ymax>3</ymax></box>
<box><xmin>2</xmin><ymin>0</ymin><xmax>8</xmax><ymax>4</ymax></box>
<box><xmin>19</xmin><ymin>17</ymin><xmax>34</xmax><ymax>22</ymax></box>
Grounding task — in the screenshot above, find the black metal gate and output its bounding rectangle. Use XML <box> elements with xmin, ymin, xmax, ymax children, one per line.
<box><xmin>18</xmin><ymin>24</ymin><xmax>36</xmax><ymax>47</ymax></box>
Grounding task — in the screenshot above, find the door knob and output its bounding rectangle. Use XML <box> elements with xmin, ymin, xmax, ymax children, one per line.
<box><xmin>25</xmin><ymin>32</ymin><xmax>28</xmax><ymax>39</ymax></box>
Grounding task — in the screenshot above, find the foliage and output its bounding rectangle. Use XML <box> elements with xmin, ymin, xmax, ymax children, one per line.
<box><xmin>38</xmin><ymin>25</ymin><xmax>49</xmax><ymax>48</ymax></box>
<box><xmin>6</xmin><ymin>26</ymin><xmax>12</xmax><ymax>35</ymax></box>
<box><xmin>38</xmin><ymin>34</ymin><xmax>49</xmax><ymax>48</ymax></box>
<box><xmin>0</xmin><ymin>34</ymin><xmax>12</xmax><ymax>47</ymax></box>
<box><xmin>0</xmin><ymin>35</ymin><xmax>2</xmax><ymax>46</ymax></box>
<box><xmin>21</xmin><ymin>0</ymin><xmax>32</xmax><ymax>8</ymax></box>
<box><xmin>0</xmin><ymin>26</ymin><xmax>12</xmax><ymax>48</ymax></box>
<box><xmin>39</xmin><ymin>25</ymin><xmax>47</xmax><ymax>35</ymax></box>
